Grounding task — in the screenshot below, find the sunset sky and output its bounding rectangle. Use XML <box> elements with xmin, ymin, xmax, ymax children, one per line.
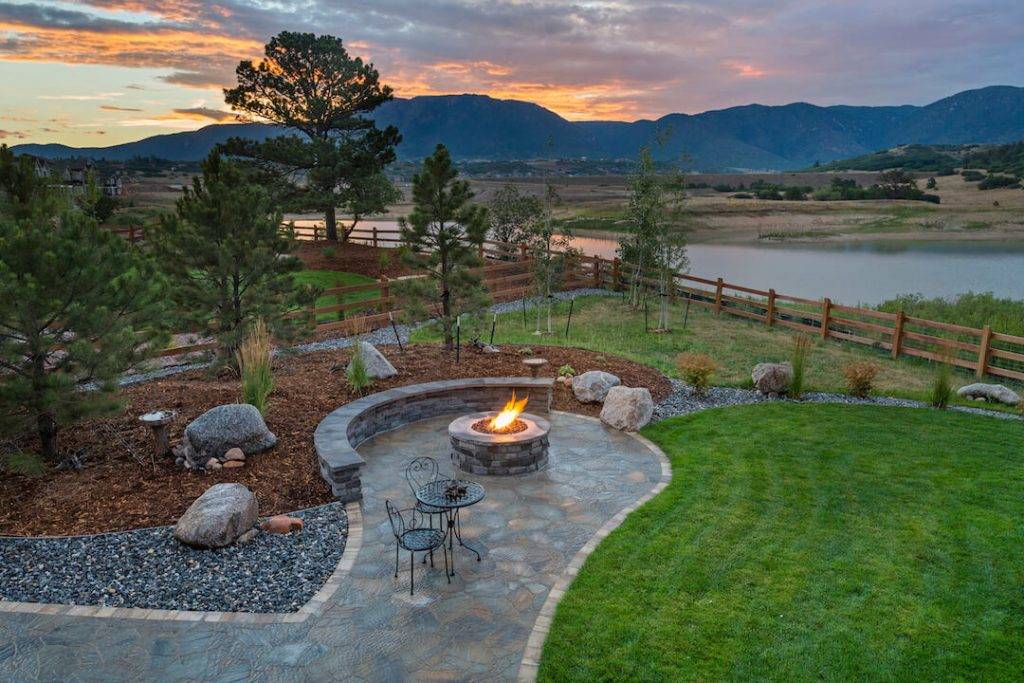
<box><xmin>2</xmin><ymin>1</ymin><xmax>1023</xmax><ymax>146</ymax></box>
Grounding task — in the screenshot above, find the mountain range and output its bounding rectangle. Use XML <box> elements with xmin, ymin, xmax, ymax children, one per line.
<box><xmin>12</xmin><ymin>85</ymin><xmax>1024</xmax><ymax>172</ymax></box>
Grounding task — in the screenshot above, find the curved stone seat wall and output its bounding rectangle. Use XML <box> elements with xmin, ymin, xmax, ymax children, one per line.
<box><xmin>314</xmin><ymin>378</ymin><xmax>554</xmax><ymax>502</ymax></box>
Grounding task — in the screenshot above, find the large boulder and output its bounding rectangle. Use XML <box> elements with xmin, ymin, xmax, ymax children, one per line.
<box><xmin>184</xmin><ymin>403</ymin><xmax>277</xmax><ymax>460</ymax></box>
<box><xmin>174</xmin><ymin>483</ymin><xmax>258</xmax><ymax>549</ymax></box>
<box><xmin>752</xmin><ymin>362</ymin><xmax>793</xmax><ymax>396</ymax></box>
<box><xmin>572</xmin><ymin>370</ymin><xmax>621</xmax><ymax>403</ymax></box>
<box><xmin>957</xmin><ymin>383</ymin><xmax>1021</xmax><ymax>405</ymax></box>
<box><xmin>600</xmin><ymin>386</ymin><xmax>654</xmax><ymax>431</ymax></box>
<box><xmin>348</xmin><ymin>341</ymin><xmax>397</xmax><ymax>379</ymax></box>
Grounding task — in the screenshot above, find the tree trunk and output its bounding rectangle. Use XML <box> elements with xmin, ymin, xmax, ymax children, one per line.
<box><xmin>38</xmin><ymin>411</ymin><xmax>58</xmax><ymax>460</ymax></box>
<box><xmin>325</xmin><ymin>205</ymin><xmax>338</xmax><ymax>242</ymax></box>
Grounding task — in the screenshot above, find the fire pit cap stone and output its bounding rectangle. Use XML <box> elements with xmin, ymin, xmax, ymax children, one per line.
<box><xmin>449</xmin><ymin>411</ymin><xmax>550</xmax><ymax>445</ymax></box>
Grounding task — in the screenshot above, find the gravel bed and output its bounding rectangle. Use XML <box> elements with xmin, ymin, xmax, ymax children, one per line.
<box><xmin>119</xmin><ymin>288</ymin><xmax>620</xmax><ymax>384</ymax></box>
<box><xmin>654</xmin><ymin>379</ymin><xmax>1020</xmax><ymax>422</ymax></box>
<box><xmin>0</xmin><ymin>503</ymin><xmax>348</xmax><ymax>613</ymax></box>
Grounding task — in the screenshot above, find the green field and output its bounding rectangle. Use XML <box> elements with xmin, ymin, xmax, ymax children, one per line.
<box><xmin>410</xmin><ymin>295</ymin><xmax>1022</xmax><ymax>407</ymax></box>
<box><xmin>293</xmin><ymin>269</ymin><xmax>380</xmax><ymax>322</ymax></box>
<box><xmin>538</xmin><ymin>404</ymin><xmax>1024</xmax><ymax>681</ymax></box>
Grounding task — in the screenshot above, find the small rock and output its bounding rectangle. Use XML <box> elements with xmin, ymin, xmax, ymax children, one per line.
<box><xmin>482</xmin><ymin>344</ymin><xmax>500</xmax><ymax>354</ymax></box>
<box><xmin>956</xmin><ymin>383</ymin><xmax>1020</xmax><ymax>406</ymax></box>
<box><xmin>260</xmin><ymin>515</ymin><xmax>304</xmax><ymax>534</ymax></box>
<box><xmin>224</xmin><ymin>448</ymin><xmax>245</xmax><ymax>462</ymax></box>
<box><xmin>222</xmin><ymin>460</ymin><xmax>244</xmax><ymax>469</ymax></box>
<box><xmin>572</xmin><ymin>370</ymin><xmax>621</xmax><ymax>403</ymax></box>
<box><xmin>347</xmin><ymin>341</ymin><xmax>397</xmax><ymax>379</ymax></box>
<box><xmin>206</xmin><ymin>459</ymin><xmax>222</xmax><ymax>470</ymax></box>
<box><xmin>173</xmin><ymin>483</ymin><xmax>258</xmax><ymax>549</ymax></box>
<box><xmin>235</xmin><ymin>529</ymin><xmax>259</xmax><ymax>544</ymax></box>
<box><xmin>600</xmin><ymin>386</ymin><xmax>654</xmax><ymax>431</ymax></box>
<box><xmin>752</xmin><ymin>362</ymin><xmax>793</xmax><ymax>395</ymax></box>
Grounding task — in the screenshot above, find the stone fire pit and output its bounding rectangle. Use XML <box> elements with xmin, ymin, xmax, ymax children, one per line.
<box><xmin>449</xmin><ymin>411</ymin><xmax>551</xmax><ymax>475</ymax></box>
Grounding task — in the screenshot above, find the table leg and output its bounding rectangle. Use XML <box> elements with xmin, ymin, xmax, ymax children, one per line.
<box><xmin>451</xmin><ymin>508</ymin><xmax>482</xmax><ymax>562</ymax></box>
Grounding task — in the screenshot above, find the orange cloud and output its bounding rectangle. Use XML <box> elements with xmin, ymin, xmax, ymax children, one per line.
<box><xmin>724</xmin><ymin>60</ymin><xmax>767</xmax><ymax>78</ymax></box>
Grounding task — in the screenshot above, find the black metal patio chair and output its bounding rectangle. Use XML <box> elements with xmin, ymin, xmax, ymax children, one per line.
<box><xmin>385</xmin><ymin>499</ymin><xmax>449</xmax><ymax>595</ymax></box>
<box><xmin>406</xmin><ymin>456</ymin><xmax>446</xmax><ymax>530</ymax></box>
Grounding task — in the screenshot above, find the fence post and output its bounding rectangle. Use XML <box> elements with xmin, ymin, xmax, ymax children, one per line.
<box><xmin>820</xmin><ymin>298</ymin><xmax>832</xmax><ymax>339</ymax></box>
<box><xmin>372</xmin><ymin>226</ymin><xmax>378</xmax><ymax>248</ymax></box>
<box><xmin>766</xmin><ymin>289</ymin><xmax>776</xmax><ymax>327</ymax></box>
<box><xmin>379</xmin><ymin>275</ymin><xmax>390</xmax><ymax>315</ymax></box>
<box><xmin>976</xmin><ymin>325</ymin><xmax>993</xmax><ymax>378</ymax></box>
<box><xmin>592</xmin><ymin>256</ymin><xmax>601</xmax><ymax>287</ymax></box>
<box><xmin>668</xmin><ymin>272</ymin><xmax>676</xmax><ymax>302</ymax></box>
<box><xmin>891</xmin><ymin>310</ymin><xmax>906</xmax><ymax>359</ymax></box>
<box><xmin>519</xmin><ymin>244</ymin><xmax>528</xmax><ymax>261</ymax></box>
<box><xmin>612</xmin><ymin>258</ymin><xmax>622</xmax><ymax>291</ymax></box>
<box><xmin>714</xmin><ymin>278</ymin><xmax>724</xmax><ymax>313</ymax></box>
<box><xmin>478</xmin><ymin>242</ymin><xmax>485</xmax><ymax>260</ymax></box>
<box><xmin>128</xmin><ymin>224</ymin><xmax>136</xmax><ymax>244</ymax></box>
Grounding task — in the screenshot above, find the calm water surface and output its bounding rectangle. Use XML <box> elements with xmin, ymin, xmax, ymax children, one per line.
<box><xmin>565</xmin><ymin>236</ymin><xmax>1024</xmax><ymax>305</ymax></box>
<box><xmin>294</xmin><ymin>219</ymin><xmax>1024</xmax><ymax>306</ymax></box>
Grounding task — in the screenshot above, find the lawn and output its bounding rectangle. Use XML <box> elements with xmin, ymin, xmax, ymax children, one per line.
<box><xmin>293</xmin><ymin>269</ymin><xmax>380</xmax><ymax>322</ymax></box>
<box><xmin>538</xmin><ymin>403</ymin><xmax>1024</xmax><ymax>681</ymax></box>
<box><xmin>410</xmin><ymin>295</ymin><xmax>1022</xmax><ymax>407</ymax></box>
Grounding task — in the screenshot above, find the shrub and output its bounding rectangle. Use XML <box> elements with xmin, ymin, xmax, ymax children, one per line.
<box><xmin>978</xmin><ymin>174</ymin><xmax>1021</xmax><ymax>190</ymax></box>
<box><xmin>926</xmin><ymin>177</ymin><xmax>937</xmax><ymax>189</ymax></box>
<box><xmin>236</xmin><ymin>319</ymin><xmax>274</xmax><ymax>415</ymax></box>
<box><xmin>558</xmin><ymin>364</ymin><xmax>576</xmax><ymax>378</ymax></box>
<box><xmin>346</xmin><ymin>350</ymin><xmax>373</xmax><ymax>394</ymax></box>
<box><xmin>322</xmin><ymin>246</ymin><xmax>336</xmax><ymax>258</ymax></box>
<box><xmin>790</xmin><ymin>333</ymin><xmax>812</xmax><ymax>398</ymax></box>
<box><xmin>930</xmin><ymin>357</ymin><xmax>953</xmax><ymax>409</ymax></box>
<box><xmin>842</xmin><ymin>362</ymin><xmax>880</xmax><ymax>398</ymax></box>
<box><xmin>676</xmin><ymin>353</ymin><xmax>717</xmax><ymax>396</ymax></box>
<box><xmin>961</xmin><ymin>169</ymin><xmax>985</xmax><ymax>182</ymax></box>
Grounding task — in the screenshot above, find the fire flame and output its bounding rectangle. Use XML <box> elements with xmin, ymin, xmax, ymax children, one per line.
<box><xmin>489</xmin><ymin>391</ymin><xmax>529</xmax><ymax>431</ymax></box>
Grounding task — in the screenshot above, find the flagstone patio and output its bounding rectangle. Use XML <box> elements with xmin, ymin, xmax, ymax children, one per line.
<box><xmin>0</xmin><ymin>411</ymin><xmax>668</xmax><ymax>682</ymax></box>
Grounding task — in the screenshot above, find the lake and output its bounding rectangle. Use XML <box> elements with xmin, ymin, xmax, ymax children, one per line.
<box><xmin>292</xmin><ymin>219</ymin><xmax>1024</xmax><ymax>306</ymax></box>
<box><xmin>565</xmin><ymin>236</ymin><xmax>1024</xmax><ymax>305</ymax></box>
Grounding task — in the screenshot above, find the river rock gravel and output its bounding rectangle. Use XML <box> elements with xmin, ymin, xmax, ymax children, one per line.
<box><xmin>0</xmin><ymin>502</ymin><xmax>347</xmax><ymax>613</ymax></box>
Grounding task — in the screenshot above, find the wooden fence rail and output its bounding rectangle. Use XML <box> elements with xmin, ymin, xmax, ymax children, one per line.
<box><xmin>559</xmin><ymin>252</ymin><xmax>1024</xmax><ymax>382</ymax></box>
<box><xmin>123</xmin><ymin>222</ymin><xmax>1023</xmax><ymax>382</ymax></box>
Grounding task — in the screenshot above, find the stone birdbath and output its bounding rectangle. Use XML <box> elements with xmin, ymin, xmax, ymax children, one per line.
<box><xmin>138</xmin><ymin>410</ymin><xmax>176</xmax><ymax>458</ymax></box>
<box><xmin>522</xmin><ymin>357</ymin><xmax>549</xmax><ymax>379</ymax></box>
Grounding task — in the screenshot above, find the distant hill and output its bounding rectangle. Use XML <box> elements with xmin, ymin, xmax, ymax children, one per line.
<box><xmin>813</xmin><ymin>144</ymin><xmax>978</xmax><ymax>174</ymax></box>
<box><xmin>12</xmin><ymin>86</ymin><xmax>1024</xmax><ymax>172</ymax></box>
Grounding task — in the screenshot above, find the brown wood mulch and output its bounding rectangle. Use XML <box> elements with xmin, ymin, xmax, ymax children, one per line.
<box><xmin>295</xmin><ymin>241</ymin><xmax>415</xmax><ymax>278</ymax></box>
<box><xmin>0</xmin><ymin>344</ymin><xmax>669</xmax><ymax>537</ymax></box>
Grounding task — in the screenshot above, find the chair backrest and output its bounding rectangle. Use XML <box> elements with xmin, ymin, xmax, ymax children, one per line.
<box><xmin>406</xmin><ymin>457</ymin><xmax>439</xmax><ymax>498</ymax></box>
<box><xmin>384</xmin><ymin>499</ymin><xmax>405</xmax><ymax>540</ymax></box>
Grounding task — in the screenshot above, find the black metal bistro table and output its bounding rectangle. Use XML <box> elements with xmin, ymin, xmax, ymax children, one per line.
<box><xmin>416</xmin><ymin>478</ymin><xmax>485</xmax><ymax>576</ymax></box>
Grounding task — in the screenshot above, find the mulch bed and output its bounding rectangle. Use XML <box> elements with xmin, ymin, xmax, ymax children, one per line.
<box><xmin>0</xmin><ymin>344</ymin><xmax>669</xmax><ymax>537</ymax></box>
<box><xmin>295</xmin><ymin>241</ymin><xmax>416</xmax><ymax>278</ymax></box>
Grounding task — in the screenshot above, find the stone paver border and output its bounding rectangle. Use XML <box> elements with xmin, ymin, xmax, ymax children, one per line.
<box><xmin>0</xmin><ymin>502</ymin><xmax>363</xmax><ymax>623</ymax></box>
<box><xmin>516</xmin><ymin>415</ymin><xmax>673</xmax><ymax>682</ymax></box>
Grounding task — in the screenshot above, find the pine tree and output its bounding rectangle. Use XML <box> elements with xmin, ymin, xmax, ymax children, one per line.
<box><xmin>151</xmin><ymin>153</ymin><xmax>315</xmax><ymax>361</ymax></box>
<box><xmin>0</xmin><ymin>146</ymin><xmax>168</xmax><ymax>460</ymax></box>
<box><xmin>395</xmin><ymin>144</ymin><xmax>490</xmax><ymax>348</ymax></box>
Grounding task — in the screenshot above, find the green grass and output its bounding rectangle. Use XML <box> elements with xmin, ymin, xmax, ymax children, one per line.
<box><xmin>855</xmin><ymin>205</ymin><xmax>937</xmax><ymax>233</ymax></box>
<box><xmin>539</xmin><ymin>404</ymin><xmax>1024</xmax><ymax>681</ymax></box>
<box><xmin>293</xmin><ymin>269</ymin><xmax>379</xmax><ymax>322</ymax></box>
<box><xmin>410</xmin><ymin>295</ymin><xmax>1022</xmax><ymax>407</ymax></box>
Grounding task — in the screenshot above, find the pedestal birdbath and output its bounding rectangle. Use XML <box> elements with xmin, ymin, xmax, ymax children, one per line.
<box><xmin>138</xmin><ymin>410</ymin><xmax>176</xmax><ymax>458</ymax></box>
<box><xmin>522</xmin><ymin>357</ymin><xmax>549</xmax><ymax>378</ymax></box>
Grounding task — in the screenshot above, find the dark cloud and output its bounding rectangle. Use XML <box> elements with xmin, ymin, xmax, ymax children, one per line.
<box><xmin>2</xmin><ymin>0</ymin><xmax>1023</xmax><ymax>119</ymax></box>
<box><xmin>100</xmin><ymin>104</ymin><xmax>143</xmax><ymax>112</ymax></box>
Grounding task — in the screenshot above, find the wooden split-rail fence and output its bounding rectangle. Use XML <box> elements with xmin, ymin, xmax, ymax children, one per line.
<box><xmin>118</xmin><ymin>222</ymin><xmax>1024</xmax><ymax>382</ymax></box>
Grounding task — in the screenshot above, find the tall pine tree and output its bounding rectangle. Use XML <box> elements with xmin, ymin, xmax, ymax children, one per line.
<box><xmin>0</xmin><ymin>146</ymin><xmax>168</xmax><ymax>460</ymax></box>
<box><xmin>396</xmin><ymin>144</ymin><xmax>489</xmax><ymax>348</ymax></box>
<box><xmin>151</xmin><ymin>152</ymin><xmax>315</xmax><ymax>361</ymax></box>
